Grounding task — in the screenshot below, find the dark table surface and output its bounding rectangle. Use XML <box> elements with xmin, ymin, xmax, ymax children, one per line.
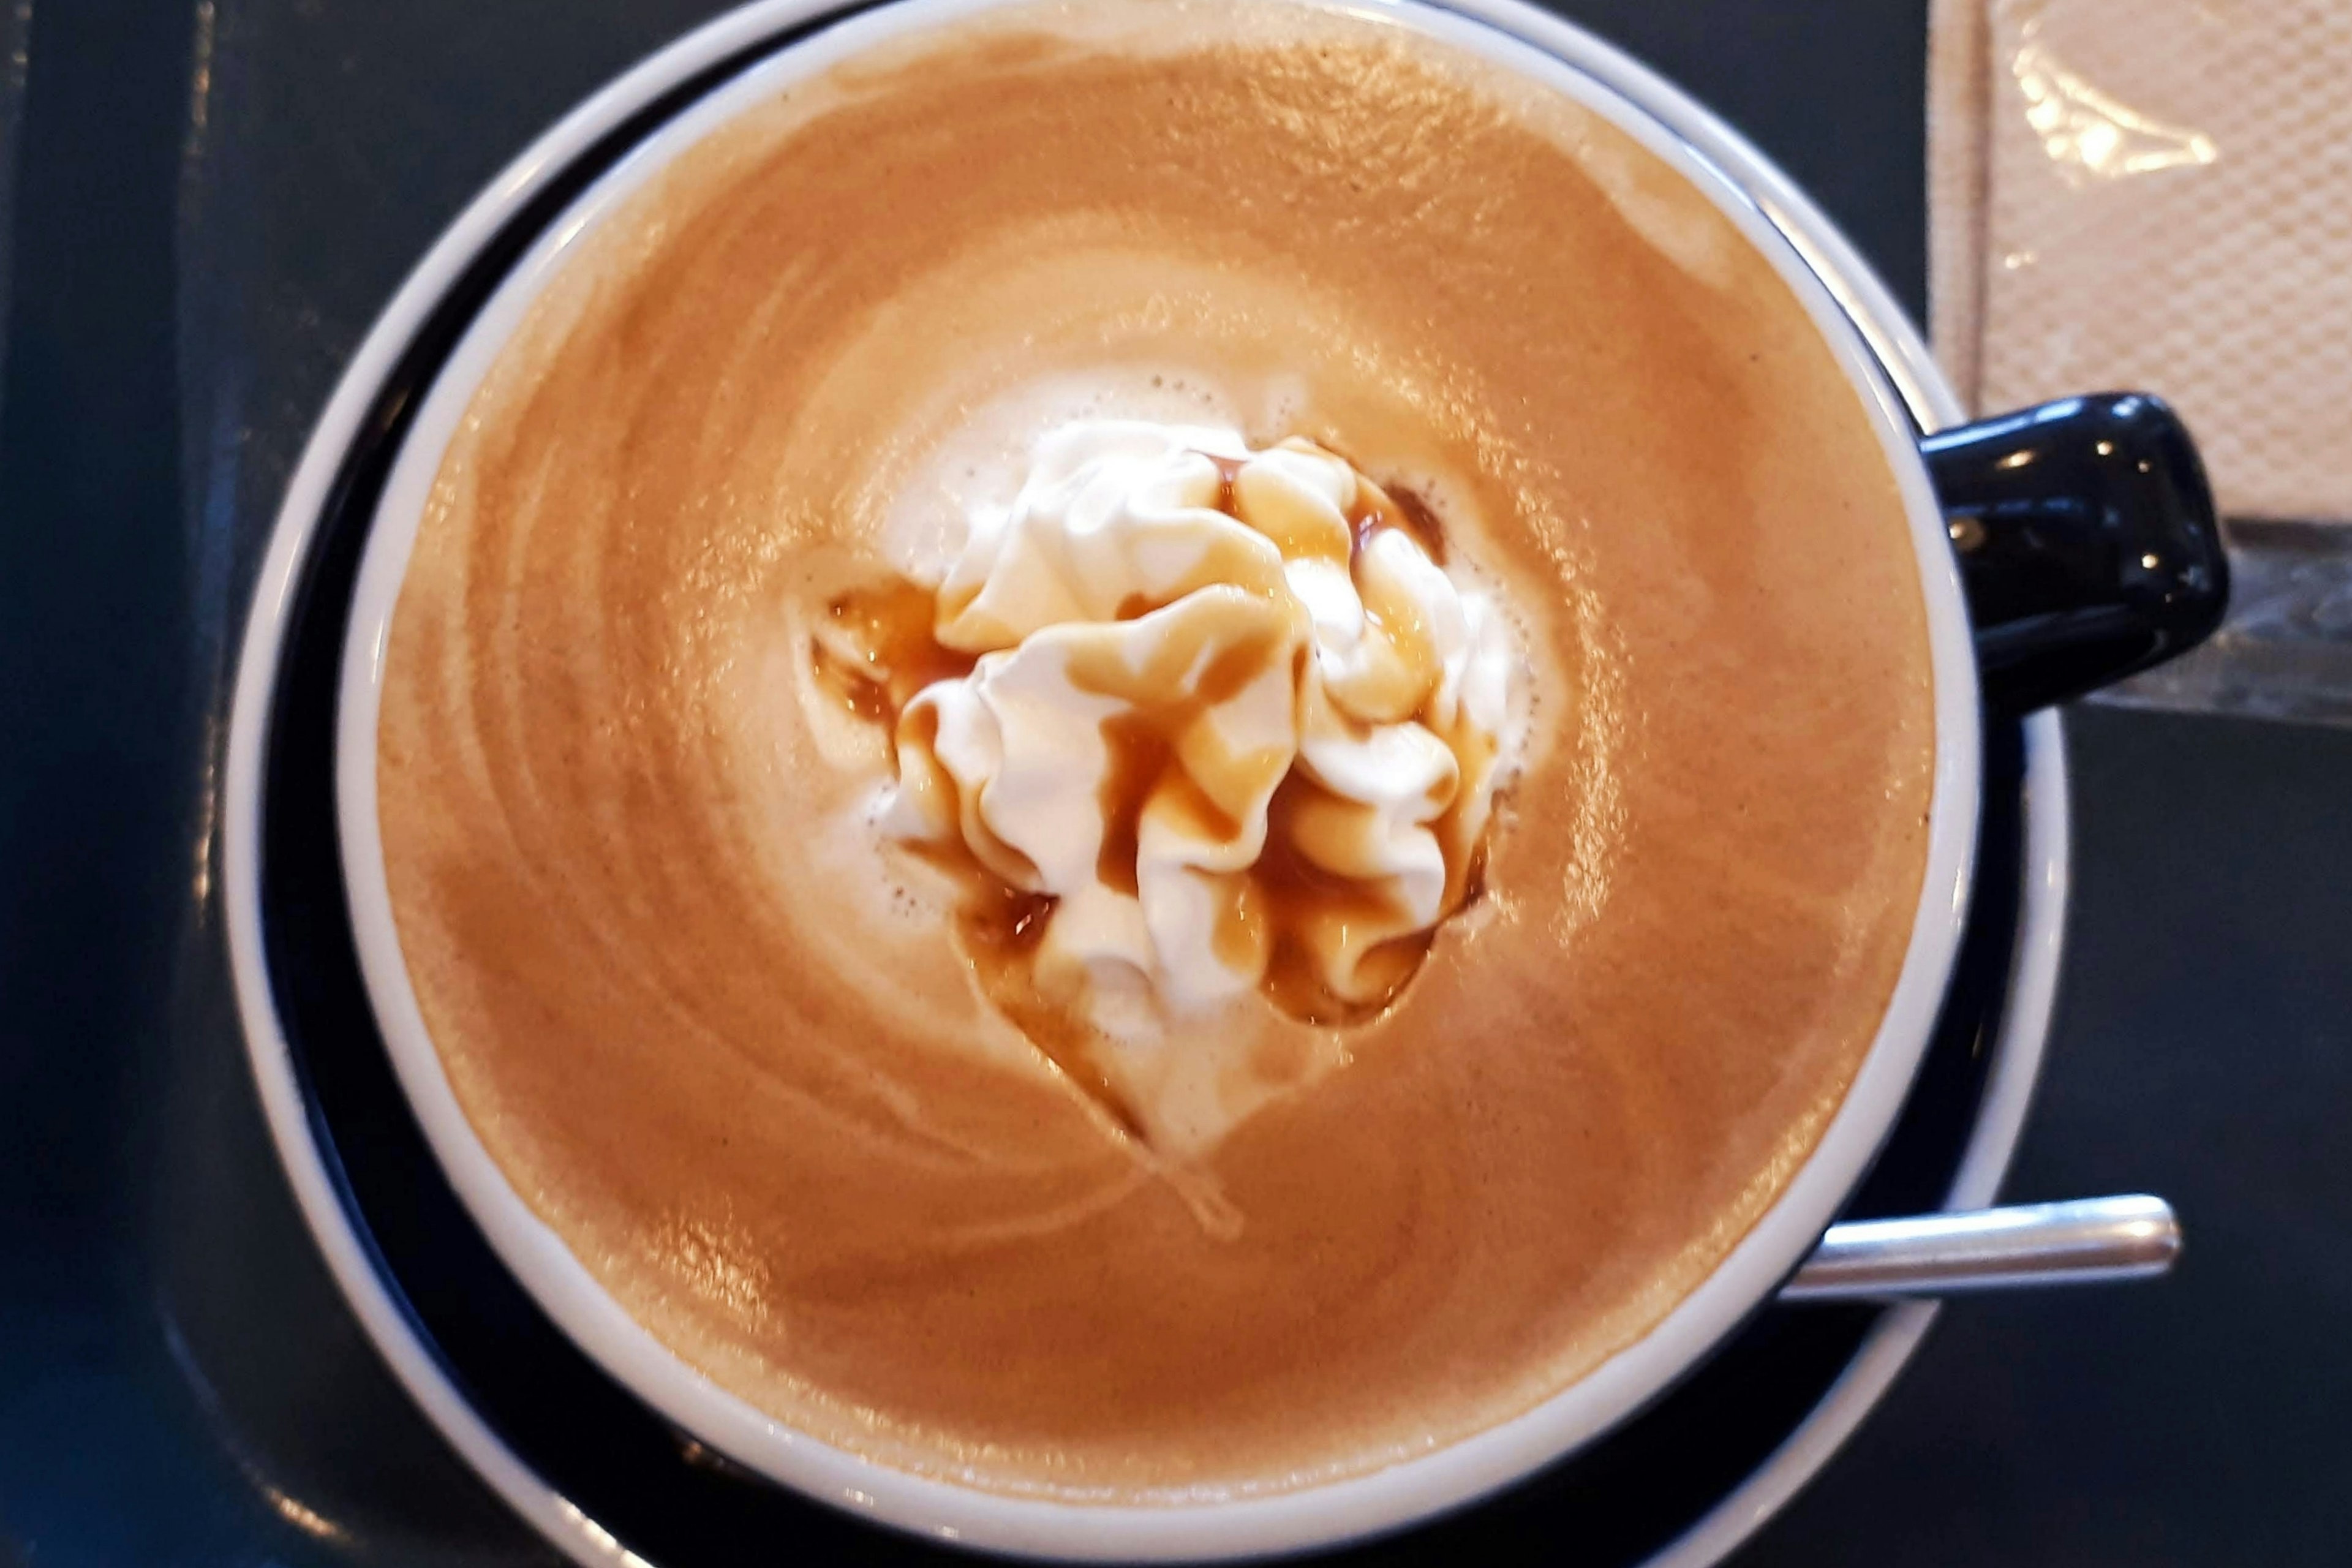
<box><xmin>4</xmin><ymin>1</ymin><xmax>2348</xmax><ymax>1563</ymax></box>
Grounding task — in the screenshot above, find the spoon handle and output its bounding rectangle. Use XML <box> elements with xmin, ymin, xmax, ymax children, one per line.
<box><xmin>1781</xmin><ymin>1194</ymin><xmax>2181</xmax><ymax>1303</ymax></box>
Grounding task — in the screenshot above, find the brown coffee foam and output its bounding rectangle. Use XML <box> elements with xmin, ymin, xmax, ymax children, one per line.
<box><xmin>377</xmin><ymin>0</ymin><xmax>1933</xmax><ymax>1498</ymax></box>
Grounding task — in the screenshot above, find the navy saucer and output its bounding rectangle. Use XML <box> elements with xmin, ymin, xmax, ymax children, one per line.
<box><xmin>244</xmin><ymin>12</ymin><xmax>2031</xmax><ymax>1559</ymax></box>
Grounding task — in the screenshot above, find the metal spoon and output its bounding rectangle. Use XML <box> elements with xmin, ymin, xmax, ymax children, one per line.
<box><xmin>1780</xmin><ymin>1194</ymin><xmax>2180</xmax><ymax>1303</ymax></box>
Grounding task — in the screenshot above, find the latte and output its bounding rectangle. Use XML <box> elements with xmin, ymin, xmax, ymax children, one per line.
<box><xmin>375</xmin><ymin>0</ymin><xmax>1935</xmax><ymax>1500</ymax></box>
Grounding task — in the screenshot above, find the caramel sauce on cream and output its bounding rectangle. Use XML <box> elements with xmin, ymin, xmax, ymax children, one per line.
<box><xmin>376</xmin><ymin>0</ymin><xmax>1937</xmax><ymax>1502</ymax></box>
<box><xmin>818</xmin><ymin>448</ymin><xmax>1480</xmax><ymax>1037</ymax></box>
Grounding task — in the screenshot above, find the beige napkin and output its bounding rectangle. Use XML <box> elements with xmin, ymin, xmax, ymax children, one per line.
<box><xmin>1929</xmin><ymin>0</ymin><xmax>2352</xmax><ymax>525</ymax></box>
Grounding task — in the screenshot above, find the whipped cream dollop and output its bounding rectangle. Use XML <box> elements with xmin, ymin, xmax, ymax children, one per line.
<box><xmin>863</xmin><ymin>420</ymin><xmax>1520</xmax><ymax>1036</ymax></box>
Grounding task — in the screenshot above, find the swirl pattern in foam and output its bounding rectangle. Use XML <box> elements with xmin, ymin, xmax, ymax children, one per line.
<box><xmin>843</xmin><ymin>422</ymin><xmax>1520</xmax><ymax>1130</ymax></box>
<box><xmin>374</xmin><ymin>0</ymin><xmax>1937</xmax><ymax>1505</ymax></box>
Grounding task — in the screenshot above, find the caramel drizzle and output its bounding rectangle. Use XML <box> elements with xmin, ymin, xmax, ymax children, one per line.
<box><xmin>809</xmin><ymin>445</ymin><xmax>1488</xmax><ymax>1060</ymax></box>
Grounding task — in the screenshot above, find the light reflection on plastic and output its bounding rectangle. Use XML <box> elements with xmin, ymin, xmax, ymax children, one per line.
<box><xmin>2012</xmin><ymin>17</ymin><xmax>2217</xmax><ymax>185</ymax></box>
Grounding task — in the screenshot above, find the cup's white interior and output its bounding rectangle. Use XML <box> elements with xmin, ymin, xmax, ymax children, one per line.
<box><xmin>325</xmin><ymin>0</ymin><xmax>1984</xmax><ymax>1556</ymax></box>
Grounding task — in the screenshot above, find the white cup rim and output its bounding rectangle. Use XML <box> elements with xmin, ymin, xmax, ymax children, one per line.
<box><xmin>252</xmin><ymin>0</ymin><xmax>1979</xmax><ymax>1556</ymax></box>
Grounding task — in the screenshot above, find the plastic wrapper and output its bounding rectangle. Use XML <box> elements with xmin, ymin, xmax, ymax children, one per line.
<box><xmin>1930</xmin><ymin>0</ymin><xmax>2352</xmax><ymax>723</ymax></box>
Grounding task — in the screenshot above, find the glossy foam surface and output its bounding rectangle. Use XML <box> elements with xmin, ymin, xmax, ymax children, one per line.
<box><xmin>375</xmin><ymin>0</ymin><xmax>1934</xmax><ymax>1499</ymax></box>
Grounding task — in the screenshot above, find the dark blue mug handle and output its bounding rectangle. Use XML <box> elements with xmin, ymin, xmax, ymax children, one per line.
<box><xmin>1926</xmin><ymin>392</ymin><xmax>2228</xmax><ymax>715</ymax></box>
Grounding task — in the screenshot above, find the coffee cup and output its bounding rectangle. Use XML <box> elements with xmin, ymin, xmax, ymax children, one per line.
<box><xmin>229</xmin><ymin>0</ymin><xmax>2223</xmax><ymax>1556</ymax></box>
